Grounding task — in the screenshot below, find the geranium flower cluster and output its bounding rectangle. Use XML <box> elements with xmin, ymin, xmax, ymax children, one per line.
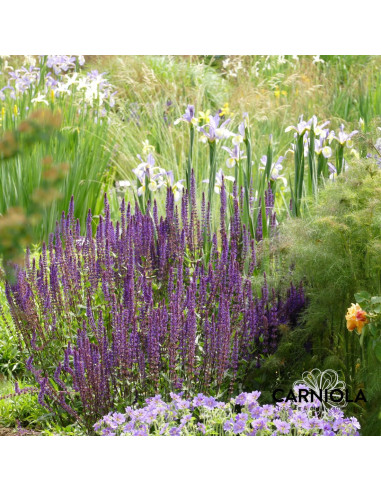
<box><xmin>0</xmin><ymin>55</ymin><xmax>116</xmax><ymax>114</ymax></box>
<box><xmin>94</xmin><ymin>391</ymin><xmax>360</xmax><ymax>436</ymax></box>
<box><xmin>6</xmin><ymin>178</ymin><xmax>304</xmax><ymax>429</ymax></box>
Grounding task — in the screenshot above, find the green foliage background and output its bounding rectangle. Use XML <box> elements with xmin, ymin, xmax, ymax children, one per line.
<box><xmin>261</xmin><ymin>160</ymin><xmax>381</xmax><ymax>434</ymax></box>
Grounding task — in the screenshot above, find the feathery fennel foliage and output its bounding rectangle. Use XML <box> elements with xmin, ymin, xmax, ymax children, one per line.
<box><xmin>266</xmin><ymin>159</ymin><xmax>381</xmax><ymax>434</ymax></box>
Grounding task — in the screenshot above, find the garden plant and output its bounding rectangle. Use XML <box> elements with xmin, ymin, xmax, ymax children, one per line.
<box><xmin>1</xmin><ymin>54</ymin><xmax>381</xmax><ymax>436</ymax></box>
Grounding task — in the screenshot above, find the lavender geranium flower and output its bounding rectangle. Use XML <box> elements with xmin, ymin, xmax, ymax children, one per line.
<box><xmin>103</xmin><ymin>415</ymin><xmax>119</xmax><ymax>430</ymax></box>
<box><xmin>291</xmin><ymin>411</ymin><xmax>310</xmax><ymax>430</ymax></box>
<box><xmin>235</xmin><ymin>392</ymin><xmax>248</xmax><ymax>406</ymax></box>
<box><xmin>349</xmin><ymin>417</ymin><xmax>361</xmax><ymax>430</ymax></box>
<box><xmin>160</xmin><ymin>423</ymin><xmax>169</xmax><ymax>435</ymax></box>
<box><xmin>247</xmin><ymin>391</ymin><xmax>261</xmax><ymax>402</ymax></box>
<box><xmin>193</xmin><ymin>394</ymin><xmax>206</xmax><ymax>407</ymax></box>
<box><xmin>197</xmin><ymin>423</ymin><xmax>206</xmax><ymax>435</ymax></box>
<box><xmin>102</xmin><ymin>428</ymin><xmax>116</xmax><ymax>436</ymax></box>
<box><xmin>180</xmin><ymin>414</ymin><xmax>192</xmax><ymax>425</ymax></box>
<box><xmin>261</xmin><ymin>405</ymin><xmax>275</xmax><ymax>418</ymax></box>
<box><xmin>233</xmin><ymin>419</ymin><xmax>247</xmax><ymax>434</ymax></box>
<box><xmin>320</xmin><ymin>421</ymin><xmax>332</xmax><ymax>432</ymax></box>
<box><xmin>323</xmin><ymin>430</ymin><xmax>336</xmax><ymax>436</ymax></box>
<box><xmin>249</xmin><ymin>405</ymin><xmax>263</xmax><ymax>418</ymax></box>
<box><xmin>308</xmin><ymin>417</ymin><xmax>322</xmax><ymax>430</ymax></box>
<box><xmin>276</xmin><ymin>400</ymin><xmax>292</xmax><ymax>410</ymax></box>
<box><xmin>223</xmin><ymin>419</ymin><xmax>234</xmax><ymax>432</ymax></box>
<box><xmin>123</xmin><ymin>422</ymin><xmax>135</xmax><ymax>433</ymax></box>
<box><xmin>112</xmin><ymin>413</ymin><xmax>126</xmax><ymax>425</ymax></box>
<box><xmin>203</xmin><ymin>396</ymin><xmax>218</xmax><ymax>409</ymax></box>
<box><xmin>93</xmin><ymin>421</ymin><xmax>102</xmax><ymax>431</ymax></box>
<box><xmin>251</xmin><ymin>418</ymin><xmax>268</xmax><ymax>431</ymax></box>
<box><xmin>332</xmin><ymin>418</ymin><xmax>344</xmax><ymax>432</ymax></box>
<box><xmin>133</xmin><ymin>427</ymin><xmax>148</xmax><ymax>436</ymax></box>
<box><xmin>273</xmin><ymin>419</ymin><xmax>291</xmax><ymax>434</ymax></box>
<box><xmin>169</xmin><ymin>427</ymin><xmax>181</xmax><ymax>436</ymax></box>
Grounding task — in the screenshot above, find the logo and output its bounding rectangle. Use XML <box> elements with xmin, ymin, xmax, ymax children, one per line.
<box><xmin>272</xmin><ymin>369</ymin><xmax>366</xmax><ymax>415</ymax></box>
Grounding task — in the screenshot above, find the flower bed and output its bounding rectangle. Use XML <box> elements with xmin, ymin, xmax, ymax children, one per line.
<box><xmin>94</xmin><ymin>391</ymin><xmax>360</xmax><ymax>436</ymax></box>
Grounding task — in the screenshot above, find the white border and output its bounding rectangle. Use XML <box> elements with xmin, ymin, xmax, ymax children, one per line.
<box><xmin>1</xmin><ymin>2</ymin><xmax>380</xmax><ymax>489</ymax></box>
<box><xmin>0</xmin><ymin>437</ymin><xmax>378</xmax><ymax>489</ymax></box>
<box><xmin>0</xmin><ymin>1</ymin><xmax>380</xmax><ymax>54</ymax></box>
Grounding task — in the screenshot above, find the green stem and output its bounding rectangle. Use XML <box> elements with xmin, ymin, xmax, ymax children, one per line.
<box><xmin>336</xmin><ymin>145</ymin><xmax>344</xmax><ymax>175</ymax></box>
<box><xmin>308</xmin><ymin>127</ymin><xmax>317</xmax><ymax>197</ymax></box>
<box><xmin>187</xmin><ymin>125</ymin><xmax>195</xmax><ymax>200</ymax></box>
<box><xmin>293</xmin><ymin>134</ymin><xmax>305</xmax><ymax>217</ymax></box>
<box><xmin>208</xmin><ymin>140</ymin><xmax>217</xmax><ymax>213</ymax></box>
<box><xmin>244</xmin><ymin>130</ymin><xmax>253</xmax><ymax>236</ymax></box>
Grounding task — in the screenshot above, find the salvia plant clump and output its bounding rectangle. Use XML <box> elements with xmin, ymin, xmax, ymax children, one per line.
<box><xmin>6</xmin><ymin>173</ymin><xmax>305</xmax><ymax>430</ymax></box>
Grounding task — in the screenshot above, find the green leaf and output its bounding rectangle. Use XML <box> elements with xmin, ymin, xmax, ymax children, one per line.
<box><xmin>374</xmin><ymin>340</ymin><xmax>381</xmax><ymax>363</ymax></box>
<box><xmin>371</xmin><ymin>296</ymin><xmax>381</xmax><ymax>305</ymax></box>
<box><xmin>369</xmin><ymin>323</ymin><xmax>379</xmax><ymax>337</ymax></box>
<box><xmin>354</xmin><ymin>291</ymin><xmax>371</xmax><ymax>303</ymax></box>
